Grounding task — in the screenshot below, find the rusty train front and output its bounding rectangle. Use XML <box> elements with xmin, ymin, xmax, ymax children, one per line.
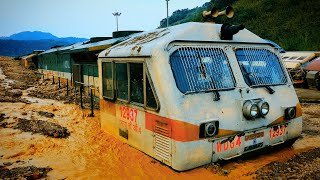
<box><xmin>97</xmin><ymin>22</ymin><xmax>302</xmax><ymax>171</ymax></box>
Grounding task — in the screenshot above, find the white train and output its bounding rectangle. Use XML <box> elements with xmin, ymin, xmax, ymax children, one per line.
<box><xmin>97</xmin><ymin>7</ymin><xmax>302</xmax><ymax>171</ymax></box>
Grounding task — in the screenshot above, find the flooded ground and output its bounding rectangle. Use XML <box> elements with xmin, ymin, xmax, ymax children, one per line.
<box><xmin>0</xmin><ymin>56</ymin><xmax>320</xmax><ymax>179</ymax></box>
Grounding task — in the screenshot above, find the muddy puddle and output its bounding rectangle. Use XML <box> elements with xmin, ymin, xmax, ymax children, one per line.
<box><xmin>1</xmin><ymin>57</ymin><xmax>320</xmax><ymax>179</ymax></box>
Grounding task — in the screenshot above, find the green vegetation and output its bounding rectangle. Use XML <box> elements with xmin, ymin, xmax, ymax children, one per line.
<box><xmin>160</xmin><ymin>0</ymin><xmax>320</xmax><ymax>51</ymax></box>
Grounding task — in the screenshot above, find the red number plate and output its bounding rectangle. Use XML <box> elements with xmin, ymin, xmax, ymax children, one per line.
<box><xmin>269</xmin><ymin>125</ymin><xmax>286</xmax><ymax>139</ymax></box>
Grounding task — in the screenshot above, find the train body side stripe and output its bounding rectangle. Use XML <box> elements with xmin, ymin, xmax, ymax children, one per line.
<box><xmin>145</xmin><ymin>113</ymin><xmax>240</xmax><ymax>142</ymax></box>
<box><xmin>100</xmin><ymin>101</ymin><xmax>302</xmax><ymax>142</ymax></box>
<box><xmin>100</xmin><ymin>100</ymin><xmax>116</xmax><ymax>116</ymax></box>
<box><xmin>269</xmin><ymin>103</ymin><xmax>302</xmax><ymax>126</ymax></box>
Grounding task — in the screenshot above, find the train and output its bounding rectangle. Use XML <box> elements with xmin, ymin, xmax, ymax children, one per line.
<box><xmin>22</xmin><ymin>6</ymin><xmax>303</xmax><ymax>171</ymax></box>
<box><xmin>282</xmin><ymin>51</ymin><xmax>320</xmax><ymax>90</ymax></box>
<box><xmin>34</xmin><ymin>32</ymin><xmax>141</xmax><ymax>96</ymax></box>
<box><xmin>97</xmin><ymin>7</ymin><xmax>302</xmax><ymax>171</ymax></box>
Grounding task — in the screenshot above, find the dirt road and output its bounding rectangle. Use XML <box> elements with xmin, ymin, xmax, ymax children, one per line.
<box><xmin>0</xmin><ymin>57</ymin><xmax>319</xmax><ymax>179</ymax></box>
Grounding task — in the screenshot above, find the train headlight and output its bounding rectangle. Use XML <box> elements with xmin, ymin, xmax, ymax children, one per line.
<box><xmin>205</xmin><ymin>123</ymin><xmax>217</xmax><ymax>137</ymax></box>
<box><xmin>199</xmin><ymin>121</ymin><xmax>219</xmax><ymax>138</ymax></box>
<box><xmin>285</xmin><ymin>107</ymin><xmax>296</xmax><ymax>120</ymax></box>
<box><xmin>243</xmin><ymin>101</ymin><xmax>259</xmax><ymax>119</ymax></box>
<box><xmin>258</xmin><ymin>101</ymin><xmax>270</xmax><ymax>116</ymax></box>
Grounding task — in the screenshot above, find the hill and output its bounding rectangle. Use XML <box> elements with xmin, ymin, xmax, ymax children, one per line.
<box><xmin>0</xmin><ymin>31</ymin><xmax>88</xmax><ymax>57</ymax></box>
<box><xmin>160</xmin><ymin>0</ymin><xmax>320</xmax><ymax>51</ymax></box>
<box><xmin>1</xmin><ymin>31</ymin><xmax>58</xmax><ymax>40</ymax></box>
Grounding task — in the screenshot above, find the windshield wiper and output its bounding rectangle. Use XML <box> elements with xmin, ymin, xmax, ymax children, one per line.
<box><xmin>208</xmin><ymin>75</ymin><xmax>220</xmax><ymax>101</ymax></box>
<box><xmin>240</xmin><ymin>63</ymin><xmax>275</xmax><ymax>94</ymax></box>
<box><xmin>263</xmin><ymin>85</ymin><xmax>275</xmax><ymax>94</ymax></box>
<box><xmin>197</xmin><ymin>52</ymin><xmax>220</xmax><ymax>101</ymax></box>
<box><xmin>240</xmin><ymin>63</ymin><xmax>253</xmax><ymax>86</ymax></box>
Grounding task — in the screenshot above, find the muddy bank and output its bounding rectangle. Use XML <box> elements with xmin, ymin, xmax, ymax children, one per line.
<box><xmin>301</xmin><ymin>103</ymin><xmax>320</xmax><ymax>136</ymax></box>
<box><xmin>28</xmin><ymin>79</ymin><xmax>100</xmax><ymax>109</ymax></box>
<box><xmin>0</xmin><ymin>56</ymin><xmax>98</xmax><ymax>109</ymax></box>
<box><xmin>0</xmin><ymin>56</ymin><xmax>37</xmax><ymax>90</ymax></box>
<box><xmin>0</xmin><ymin>57</ymin><xmax>35</xmax><ymax>103</ymax></box>
<box><xmin>13</xmin><ymin>118</ymin><xmax>70</xmax><ymax>138</ymax></box>
<box><xmin>0</xmin><ymin>165</ymin><xmax>52</xmax><ymax>179</ymax></box>
<box><xmin>256</xmin><ymin>147</ymin><xmax>320</xmax><ymax>179</ymax></box>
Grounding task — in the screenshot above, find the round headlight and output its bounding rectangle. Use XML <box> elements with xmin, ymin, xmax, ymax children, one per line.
<box><xmin>259</xmin><ymin>101</ymin><xmax>270</xmax><ymax>116</ymax></box>
<box><xmin>250</xmin><ymin>104</ymin><xmax>259</xmax><ymax>118</ymax></box>
<box><xmin>286</xmin><ymin>107</ymin><xmax>296</xmax><ymax>119</ymax></box>
<box><xmin>243</xmin><ymin>101</ymin><xmax>259</xmax><ymax>119</ymax></box>
<box><xmin>205</xmin><ymin>123</ymin><xmax>217</xmax><ymax>137</ymax></box>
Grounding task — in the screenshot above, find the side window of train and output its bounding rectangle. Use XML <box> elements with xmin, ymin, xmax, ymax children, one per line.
<box><xmin>102</xmin><ymin>62</ymin><xmax>114</xmax><ymax>99</ymax></box>
<box><xmin>104</xmin><ymin>61</ymin><xmax>159</xmax><ymax>110</ymax></box>
<box><xmin>116</xmin><ymin>63</ymin><xmax>128</xmax><ymax>101</ymax></box>
<box><xmin>146</xmin><ymin>74</ymin><xmax>157</xmax><ymax>109</ymax></box>
<box><xmin>130</xmin><ymin>63</ymin><xmax>144</xmax><ymax>105</ymax></box>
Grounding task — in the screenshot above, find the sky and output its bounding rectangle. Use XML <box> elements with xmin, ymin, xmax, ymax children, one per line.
<box><xmin>0</xmin><ymin>0</ymin><xmax>209</xmax><ymax>38</ymax></box>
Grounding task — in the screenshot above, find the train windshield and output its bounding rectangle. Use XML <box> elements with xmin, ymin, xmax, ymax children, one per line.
<box><xmin>236</xmin><ymin>48</ymin><xmax>287</xmax><ymax>87</ymax></box>
<box><xmin>170</xmin><ymin>47</ymin><xmax>236</xmax><ymax>94</ymax></box>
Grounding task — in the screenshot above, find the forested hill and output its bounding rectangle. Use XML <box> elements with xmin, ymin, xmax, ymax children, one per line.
<box><xmin>160</xmin><ymin>0</ymin><xmax>320</xmax><ymax>51</ymax></box>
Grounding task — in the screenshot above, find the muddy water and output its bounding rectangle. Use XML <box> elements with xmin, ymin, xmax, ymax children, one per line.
<box><xmin>0</xmin><ymin>67</ymin><xmax>14</xmax><ymax>89</ymax></box>
<box><xmin>1</xmin><ymin>98</ymin><xmax>319</xmax><ymax>179</ymax></box>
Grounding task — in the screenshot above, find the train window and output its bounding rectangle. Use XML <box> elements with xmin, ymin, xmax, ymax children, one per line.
<box><xmin>236</xmin><ymin>48</ymin><xmax>287</xmax><ymax>86</ymax></box>
<box><xmin>146</xmin><ymin>74</ymin><xmax>157</xmax><ymax>109</ymax></box>
<box><xmin>116</xmin><ymin>63</ymin><xmax>128</xmax><ymax>101</ymax></box>
<box><xmin>102</xmin><ymin>62</ymin><xmax>114</xmax><ymax>99</ymax></box>
<box><xmin>170</xmin><ymin>47</ymin><xmax>235</xmax><ymax>94</ymax></box>
<box><xmin>130</xmin><ymin>63</ymin><xmax>144</xmax><ymax>105</ymax></box>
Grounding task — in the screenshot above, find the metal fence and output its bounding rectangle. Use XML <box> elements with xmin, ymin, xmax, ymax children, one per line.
<box><xmin>36</xmin><ymin>72</ymin><xmax>97</xmax><ymax>117</ymax></box>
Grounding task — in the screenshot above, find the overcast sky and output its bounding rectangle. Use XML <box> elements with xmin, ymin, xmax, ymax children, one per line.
<box><xmin>0</xmin><ymin>0</ymin><xmax>209</xmax><ymax>38</ymax></box>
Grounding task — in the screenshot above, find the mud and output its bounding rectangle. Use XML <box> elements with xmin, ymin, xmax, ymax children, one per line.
<box><xmin>28</xmin><ymin>79</ymin><xmax>100</xmax><ymax>109</ymax></box>
<box><xmin>0</xmin><ymin>165</ymin><xmax>52</xmax><ymax>179</ymax></box>
<box><xmin>256</xmin><ymin>147</ymin><xmax>320</xmax><ymax>179</ymax></box>
<box><xmin>13</xmin><ymin>118</ymin><xmax>70</xmax><ymax>138</ymax></box>
<box><xmin>38</xmin><ymin>111</ymin><xmax>55</xmax><ymax>118</ymax></box>
<box><xmin>0</xmin><ymin>56</ymin><xmax>37</xmax><ymax>90</ymax></box>
<box><xmin>0</xmin><ymin>56</ymin><xmax>320</xmax><ymax>179</ymax></box>
<box><xmin>0</xmin><ymin>83</ymin><xmax>31</xmax><ymax>103</ymax></box>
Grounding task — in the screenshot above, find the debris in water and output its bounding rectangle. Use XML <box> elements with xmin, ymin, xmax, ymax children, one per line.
<box><xmin>38</xmin><ymin>111</ymin><xmax>55</xmax><ymax>118</ymax></box>
<box><xmin>13</xmin><ymin>118</ymin><xmax>70</xmax><ymax>138</ymax></box>
<box><xmin>3</xmin><ymin>162</ymin><xmax>13</xmax><ymax>166</ymax></box>
<box><xmin>0</xmin><ymin>165</ymin><xmax>52</xmax><ymax>180</ymax></box>
<box><xmin>0</xmin><ymin>113</ymin><xmax>5</xmax><ymax>121</ymax></box>
<box><xmin>6</xmin><ymin>89</ymin><xmax>23</xmax><ymax>97</ymax></box>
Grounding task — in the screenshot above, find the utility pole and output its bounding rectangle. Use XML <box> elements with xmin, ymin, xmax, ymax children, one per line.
<box><xmin>166</xmin><ymin>0</ymin><xmax>170</xmax><ymax>27</ymax></box>
<box><xmin>112</xmin><ymin>12</ymin><xmax>121</xmax><ymax>31</ymax></box>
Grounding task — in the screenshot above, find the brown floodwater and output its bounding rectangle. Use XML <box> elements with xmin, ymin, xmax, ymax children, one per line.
<box><xmin>0</xmin><ymin>94</ymin><xmax>320</xmax><ymax>179</ymax></box>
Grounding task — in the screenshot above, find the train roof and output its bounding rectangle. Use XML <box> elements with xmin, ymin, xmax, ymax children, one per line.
<box><xmin>38</xmin><ymin>33</ymin><xmax>141</xmax><ymax>55</ymax></box>
<box><xmin>282</xmin><ymin>51</ymin><xmax>317</xmax><ymax>69</ymax></box>
<box><xmin>39</xmin><ymin>42</ymin><xmax>86</xmax><ymax>55</ymax></box>
<box><xmin>69</xmin><ymin>34</ymin><xmax>139</xmax><ymax>53</ymax></box>
<box><xmin>99</xmin><ymin>22</ymin><xmax>267</xmax><ymax>58</ymax></box>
